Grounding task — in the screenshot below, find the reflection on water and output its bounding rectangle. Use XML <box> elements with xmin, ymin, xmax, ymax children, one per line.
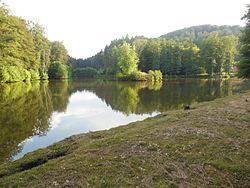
<box><xmin>0</xmin><ymin>79</ymin><xmax>249</xmax><ymax>163</ymax></box>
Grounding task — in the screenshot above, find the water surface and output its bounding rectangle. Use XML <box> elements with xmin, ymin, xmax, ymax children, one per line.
<box><xmin>0</xmin><ymin>79</ymin><xmax>249</xmax><ymax>164</ymax></box>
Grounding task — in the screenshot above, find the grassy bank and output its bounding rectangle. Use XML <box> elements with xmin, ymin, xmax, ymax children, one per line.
<box><xmin>0</xmin><ymin>91</ymin><xmax>250</xmax><ymax>187</ymax></box>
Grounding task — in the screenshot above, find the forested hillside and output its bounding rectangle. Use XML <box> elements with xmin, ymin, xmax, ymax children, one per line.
<box><xmin>160</xmin><ymin>25</ymin><xmax>242</xmax><ymax>45</ymax></box>
<box><xmin>0</xmin><ymin>4</ymin><xmax>69</xmax><ymax>82</ymax></box>
<box><xmin>71</xmin><ymin>25</ymin><xmax>240</xmax><ymax>77</ymax></box>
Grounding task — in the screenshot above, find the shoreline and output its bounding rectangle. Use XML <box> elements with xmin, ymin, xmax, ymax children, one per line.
<box><xmin>0</xmin><ymin>90</ymin><xmax>249</xmax><ymax>187</ymax></box>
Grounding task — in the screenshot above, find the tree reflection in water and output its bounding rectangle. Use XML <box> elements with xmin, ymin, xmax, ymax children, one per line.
<box><xmin>0</xmin><ymin>79</ymin><xmax>249</xmax><ymax>164</ymax></box>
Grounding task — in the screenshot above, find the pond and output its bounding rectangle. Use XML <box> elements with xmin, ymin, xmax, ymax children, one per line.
<box><xmin>0</xmin><ymin>79</ymin><xmax>249</xmax><ymax>164</ymax></box>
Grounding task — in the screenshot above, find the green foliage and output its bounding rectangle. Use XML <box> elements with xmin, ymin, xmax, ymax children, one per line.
<box><xmin>238</xmin><ymin>5</ymin><xmax>250</xmax><ymax>78</ymax></box>
<box><xmin>41</xmin><ymin>73</ymin><xmax>49</xmax><ymax>80</ymax></box>
<box><xmin>48</xmin><ymin>61</ymin><xmax>69</xmax><ymax>79</ymax></box>
<box><xmin>200</xmin><ymin>34</ymin><xmax>238</xmax><ymax>75</ymax></box>
<box><xmin>71</xmin><ymin>28</ymin><xmax>238</xmax><ymax>77</ymax></box>
<box><xmin>148</xmin><ymin>70</ymin><xmax>163</xmax><ymax>82</ymax></box>
<box><xmin>139</xmin><ymin>40</ymin><xmax>161</xmax><ymax>72</ymax></box>
<box><xmin>50</xmin><ymin>41</ymin><xmax>69</xmax><ymax>64</ymax></box>
<box><xmin>29</xmin><ymin>70</ymin><xmax>40</xmax><ymax>80</ymax></box>
<box><xmin>222</xmin><ymin>35</ymin><xmax>238</xmax><ymax>74</ymax></box>
<box><xmin>0</xmin><ymin>4</ymin><xmax>70</xmax><ymax>82</ymax></box>
<box><xmin>116</xmin><ymin>71</ymin><xmax>148</xmax><ymax>81</ymax></box>
<box><xmin>160</xmin><ymin>25</ymin><xmax>242</xmax><ymax>45</ymax></box>
<box><xmin>133</xmin><ymin>71</ymin><xmax>151</xmax><ymax>81</ymax></box>
<box><xmin>0</xmin><ymin>4</ymin><xmax>241</xmax><ymax>81</ymax></box>
<box><xmin>116</xmin><ymin>70</ymin><xmax>162</xmax><ymax>82</ymax></box>
<box><xmin>0</xmin><ymin>5</ymin><xmax>36</xmax><ymax>71</ymax></box>
<box><xmin>112</xmin><ymin>42</ymin><xmax>139</xmax><ymax>75</ymax></box>
<box><xmin>0</xmin><ymin>66</ymin><xmax>32</xmax><ymax>82</ymax></box>
<box><xmin>72</xmin><ymin>67</ymin><xmax>98</xmax><ymax>78</ymax></box>
<box><xmin>30</xmin><ymin>22</ymin><xmax>51</xmax><ymax>78</ymax></box>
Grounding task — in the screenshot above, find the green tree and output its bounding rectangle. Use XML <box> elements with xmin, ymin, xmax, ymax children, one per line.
<box><xmin>238</xmin><ymin>5</ymin><xmax>250</xmax><ymax>78</ymax></box>
<box><xmin>113</xmin><ymin>42</ymin><xmax>139</xmax><ymax>75</ymax></box>
<box><xmin>68</xmin><ymin>27</ymin><xmax>239</xmax><ymax>77</ymax></box>
<box><xmin>50</xmin><ymin>41</ymin><xmax>69</xmax><ymax>64</ymax></box>
<box><xmin>160</xmin><ymin>40</ymin><xmax>174</xmax><ymax>75</ymax></box>
<box><xmin>181</xmin><ymin>43</ymin><xmax>200</xmax><ymax>75</ymax></box>
<box><xmin>0</xmin><ymin>5</ymin><xmax>37</xmax><ymax>82</ymax></box>
<box><xmin>29</xmin><ymin>22</ymin><xmax>50</xmax><ymax>79</ymax></box>
<box><xmin>222</xmin><ymin>35</ymin><xmax>238</xmax><ymax>74</ymax></box>
<box><xmin>200</xmin><ymin>34</ymin><xmax>224</xmax><ymax>75</ymax></box>
<box><xmin>0</xmin><ymin>4</ymin><xmax>73</xmax><ymax>82</ymax></box>
<box><xmin>48</xmin><ymin>61</ymin><xmax>69</xmax><ymax>79</ymax></box>
<box><xmin>139</xmin><ymin>40</ymin><xmax>161</xmax><ymax>72</ymax></box>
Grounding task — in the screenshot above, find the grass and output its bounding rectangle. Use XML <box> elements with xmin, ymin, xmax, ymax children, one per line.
<box><xmin>0</xmin><ymin>91</ymin><xmax>249</xmax><ymax>187</ymax></box>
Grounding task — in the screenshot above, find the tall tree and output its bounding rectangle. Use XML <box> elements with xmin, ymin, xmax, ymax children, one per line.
<box><xmin>181</xmin><ymin>43</ymin><xmax>200</xmax><ymax>76</ymax></box>
<box><xmin>48</xmin><ymin>61</ymin><xmax>68</xmax><ymax>79</ymax></box>
<box><xmin>238</xmin><ymin>5</ymin><xmax>250</xmax><ymax>78</ymax></box>
<box><xmin>200</xmin><ymin>34</ymin><xmax>224</xmax><ymax>75</ymax></box>
<box><xmin>139</xmin><ymin>40</ymin><xmax>161</xmax><ymax>72</ymax></box>
<box><xmin>222</xmin><ymin>35</ymin><xmax>238</xmax><ymax>74</ymax></box>
<box><xmin>113</xmin><ymin>42</ymin><xmax>139</xmax><ymax>75</ymax></box>
<box><xmin>0</xmin><ymin>5</ymin><xmax>38</xmax><ymax>82</ymax></box>
<box><xmin>50</xmin><ymin>41</ymin><xmax>69</xmax><ymax>64</ymax></box>
<box><xmin>29</xmin><ymin>22</ymin><xmax>50</xmax><ymax>79</ymax></box>
<box><xmin>48</xmin><ymin>42</ymin><xmax>69</xmax><ymax>79</ymax></box>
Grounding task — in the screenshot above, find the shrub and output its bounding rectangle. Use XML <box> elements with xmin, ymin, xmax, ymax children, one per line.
<box><xmin>48</xmin><ymin>61</ymin><xmax>69</xmax><ymax>79</ymax></box>
<box><xmin>148</xmin><ymin>70</ymin><xmax>162</xmax><ymax>82</ymax></box>
<box><xmin>116</xmin><ymin>71</ymin><xmax>163</xmax><ymax>82</ymax></box>
<box><xmin>72</xmin><ymin>67</ymin><xmax>98</xmax><ymax>78</ymax></box>
<box><xmin>116</xmin><ymin>71</ymin><xmax>149</xmax><ymax>81</ymax></box>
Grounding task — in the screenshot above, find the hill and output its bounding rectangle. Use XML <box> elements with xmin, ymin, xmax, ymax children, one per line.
<box><xmin>159</xmin><ymin>25</ymin><xmax>242</xmax><ymax>44</ymax></box>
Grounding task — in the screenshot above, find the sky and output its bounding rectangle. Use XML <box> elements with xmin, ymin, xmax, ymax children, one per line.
<box><xmin>2</xmin><ymin>0</ymin><xmax>249</xmax><ymax>59</ymax></box>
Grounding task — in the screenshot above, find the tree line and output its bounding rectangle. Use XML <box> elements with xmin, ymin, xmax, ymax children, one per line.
<box><xmin>1</xmin><ymin>3</ymin><xmax>250</xmax><ymax>82</ymax></box>
<box><xmin>71</xmin><ymin>31</ymin><xmax>239</xmax><ymax>78</ymax></box>
<box><xmin>0</xmin><ymin>4</ymin><xmax>69</xmax><ymax>83</ymax></box>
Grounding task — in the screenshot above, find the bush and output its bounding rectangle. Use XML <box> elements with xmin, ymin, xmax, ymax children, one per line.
<box><xmin>116</xmin><ymin>71</ymin><xmax>163</xmax><ymax>82</ymax></box>
<box><xmin>148</xmin><ymin>70</ymin><xmax>162</xmax><ymax>82</ymax></box>
<box><xmin>48</xmin><ymin>61</ymin><xmax>69</xmax><ymax>79</ymax></box>
<box><xmin>116</xmin><ymin>71</ymin><xmax>148</xmax><ymax>81</ymax></box>
<box><xmin>72</xmin><ymin>67</ymin><xmax>98</xmax><ymax>78</ymax></box>
<box><xmin>133</xmin><ymin>71</ymin><xmax>151</xmax><ymax>81</ymax></box>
